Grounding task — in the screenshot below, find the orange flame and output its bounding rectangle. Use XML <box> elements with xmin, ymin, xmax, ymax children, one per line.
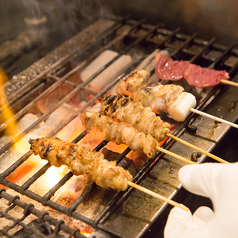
<box><xmin>0</xmin><ymin>69</ymin><xmax>19</xmax><ymax>136</ymax></box>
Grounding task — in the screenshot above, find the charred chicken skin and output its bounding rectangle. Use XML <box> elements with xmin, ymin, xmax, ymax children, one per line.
<box><xmin>29</xmin><ymin>138</ymin><xmax>132</xmax><ymax>191</ymax></box>
<box><xmin>81</xmin><ymin>111</ymin><xmax>160</xmax><ymax>159</ymax></box>
<box><xmin>100</xmin><ymin>95</ymin><xmax>171</xmax><ymax>142</ymax></box>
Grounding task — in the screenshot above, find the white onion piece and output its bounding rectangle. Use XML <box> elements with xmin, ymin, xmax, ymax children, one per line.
<box><xmin>167</xmin><ymin>92</ymin><xmax>196</xmax><ymax>122</ymax></box>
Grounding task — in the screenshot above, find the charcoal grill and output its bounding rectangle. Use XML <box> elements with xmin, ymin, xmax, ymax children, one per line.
<box><xmin>0</xmin><ymin>15</ymin><xmax>238</xmax><ymax>238</ymax></box>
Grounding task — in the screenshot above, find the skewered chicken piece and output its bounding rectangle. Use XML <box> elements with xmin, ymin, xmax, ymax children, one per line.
<box><xmin>100</xmin><ymin>95</ymin><xmax>171</xmax><ymax>142</ymax></box>
<box><xmin>29</xmin><ymin>139</ymin><xmax>190</xmax><ymax>211</ymax></box>
<box><xmin>136</xmin><ymin>82</ymin><xmax>196</xmax><ymax>122</ymax></box>
<box><xmin>136</xmin><ymin>82</ymin><xmax>184</xmax><ymax>110</ymax></box>
<box><xmin>81</xmin><ymin>111</ymin><xmax>160</xmax><ymax>159</ymax></box>
<box><xmin>29</xmin><ymin>138</ymin><xmax>132</xmax><ymax>191</ymax></box>
<box><xmin>117</xmin><ymin>69</ymin><xmax>196</xmax><ymax>122</ymax></box>
<box><xmin>116</xmin><ymin>69</ymin><xmax>150</xmax><ymax>98</ymax></box>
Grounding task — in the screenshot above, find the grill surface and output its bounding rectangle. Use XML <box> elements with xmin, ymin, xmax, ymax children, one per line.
<box><xmin>0</xmin><ymin>16</ymin><xmax>238</xmax><ymax>238</ymax></box>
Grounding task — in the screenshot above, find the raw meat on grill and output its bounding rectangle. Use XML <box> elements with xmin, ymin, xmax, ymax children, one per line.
<box><xmin>155</xmin><ymin>52</ymin><xmax>229</xmax><ymax>88</ymax></box>
<box><xmin>29</xmin><ymin>138</ymin><xmax>132</xmax><ymax>191</ymax></box>
<box><xmin>81</xmin><ymin>111</ymin><xmax>160</xmax><ymax>158</ymax></box>
<box><xmin>100</xmin><ymin>95</ymin><xmax>171</xmax><ymax>141</ymax></box>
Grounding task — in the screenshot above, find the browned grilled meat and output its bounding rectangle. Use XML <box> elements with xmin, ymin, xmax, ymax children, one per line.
<box><xmin>116</xmin><ymin>69</ymin><xmax>150</xmax><ymax>98</ymax></box>
<box><xmin>29</xmin><ymin>138</ymin><xmax>132</xmax><ymax>191</ymax></box>
<box><xmin>116</xmin><ymin>69</ymin><xmax>196</xmax><ymax>122</ymax></box>
<box><xmin>81</xmin><ymin>111</ymin><xmax>160</xmax><ymax>159</ymax></box>
<box><xmin>100</xmin><ymin>95</ymin><xmax>171</xmax><ymax>142</ymax></box>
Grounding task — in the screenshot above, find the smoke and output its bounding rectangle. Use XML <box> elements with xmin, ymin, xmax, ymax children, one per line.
<box><xmin>22</xmin><ymin>0</ymin><xmax>44</xmax><ymax>19</ymax></box>
<box><xmin>0</xmin><ymin>0</ymin><xmax>116</xmax><ymax>77</ymax></box>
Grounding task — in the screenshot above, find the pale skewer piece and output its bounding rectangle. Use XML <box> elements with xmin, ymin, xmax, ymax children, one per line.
<box><xmin>220</xmin><ymin>79</ymin><xmax>238</xmax><ymax>87</ymax></box>
<box><xmin>166</xmin><ymin>133</ymin><xmax>229</xmax><ymax>164</ymax></box>
<box><xmin>128</xmin><ymin>181</ymin><xmax>189</xmax><ymax>211</ymax></box>
<box><xmin>83</xmin><ymin>110</ymin><xmax>195</xmax><ymax>164</ymax></box>
<box><xmin>155</xmin><ymin>146</ymin><xmax>195</xmax><ymax>164</ymax></box>
<box><xmin>190</xmin><ymin>108</ymin><xmax>238</xmax><ymax>129</ymax></box>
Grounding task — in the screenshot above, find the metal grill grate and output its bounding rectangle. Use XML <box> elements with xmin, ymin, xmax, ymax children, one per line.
<box><xmin>0</xmin><ymin>16</ymin><xmax>238</xmax><ymax>237</ymax></box>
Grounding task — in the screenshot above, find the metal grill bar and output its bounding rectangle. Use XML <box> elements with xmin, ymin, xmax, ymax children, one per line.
<box><xmin>169</xmin><ymin>32</ymin><xmax>198</xmax><ymax>58</ymax></box>
<box><xmin>0</xmin><ymin>18</ymin><xmax>157</xmax><ymax>156</ymax></box>
<box><xmin>0</xmin><ymin>178</ymin><xmax>95</xmax><ymax>226</ymax></box>
<box><xmin>21</xmin><ymin>163</ymin><xmax>51</xmax><ymax>190</ymax></box>
<box><xmin>189</xmin><ymin>37</ymin><xmax>217</xmax><ymax>62</ymax></box>
<box><xmin>1</xmin><ymin>151</ymin><xmax>33</xmax><ymax>179</ymax></box>
<box><xmin>209</xmin><ymin>44</ymin><xmax>235</xmax><ymax>69</ymax></box>
<box><xmin>3</xmin><ymin>17</ymin><xmax>130</xmax><ymax>104</ymax></box>
<box><xmin>0</xmin><ymin>189</ymin><xmax>84</xmax><ymax>238</ymax></box>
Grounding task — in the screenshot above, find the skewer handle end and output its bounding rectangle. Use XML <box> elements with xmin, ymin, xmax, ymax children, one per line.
<box><xmin>127</xmin><ymin>181</ymin><xmax>189</xmax><ymax>212</ymax></box>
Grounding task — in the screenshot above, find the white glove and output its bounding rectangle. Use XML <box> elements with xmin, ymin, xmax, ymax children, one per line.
<box><xmin>164</xmin><ymin>162</ymin><xmax>238</xmax><ymax>238</ymax></box>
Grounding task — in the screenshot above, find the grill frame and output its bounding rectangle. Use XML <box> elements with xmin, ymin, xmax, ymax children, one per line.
<box><xmin>0</xmin><ymin>15</ymin><xmax>238</xmax><ymax>238</ymax></box>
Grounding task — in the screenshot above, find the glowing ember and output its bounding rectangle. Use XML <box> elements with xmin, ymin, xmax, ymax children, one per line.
<box><xmin>80</xmin><ymin>231</ymin><xmax>91</xmax><ymax>237</ymax></box>
<box><xmin>56</xmin><ymin>115</ymin><xmax>84</xmax><ymax>142</ymax></box>
<box><xmin>46</xmin><ymin>166</ymin><xmax>66</xmax><ymax>188</ymax></box>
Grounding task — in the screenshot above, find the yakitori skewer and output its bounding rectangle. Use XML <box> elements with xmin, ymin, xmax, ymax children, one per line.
<box><xmin>155</xmin><ymin>52</ymin><xmax>232</xmax><ymax>88</ymax></box>
<box><xmin>116</xmin><ymin>70</ymin><xmax>237</xmax><ymax>127</ymax></box>
<box><xmin>29</xmin><ymin>137</ymin><xmax>189</xmax><ymax>211</ymax></box>
<box><xmin>131</xmin><ymin>81</ymin><xmax>238</xmax><ymax>131</ymax></box>
<box><xmin>81</xmin><ymin>111</ymin><xmax>195</xmax><ymax>165</ymax></box>
<box><xmin>100</xmin><ymin>95</ymin><xmax>227</xmax><ymax>164</ymax></box>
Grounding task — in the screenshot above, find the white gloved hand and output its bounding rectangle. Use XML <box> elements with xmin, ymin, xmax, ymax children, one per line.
<box><xmin>164</xmin><ymin>163</ymin><xmax>238</xmax><ymax>238</ymax></box>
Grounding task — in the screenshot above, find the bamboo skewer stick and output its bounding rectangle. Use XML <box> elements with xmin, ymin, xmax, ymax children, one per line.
<box><xmin>220</xmin><ymin>79</ymin><xmax>238</xmax><ymax>87</ymax></box>
<box><xmin>128</xmin><ymin>181</ymin><xmax>189</xmax><ymax>212</ymax></box>
<box><xmin>190</xmin><ymin>108</ymin><xmax>238</xmax><ymax>129</ymax></box>
<box><xmin>166</xmin><ymin>133</ymin><xmax>229</xmax><ymax>164</ymax></box>
<box><xmin>155</xmin><ymin>146</ymin><xmax>195</xmax><ymax>164</ymax></box>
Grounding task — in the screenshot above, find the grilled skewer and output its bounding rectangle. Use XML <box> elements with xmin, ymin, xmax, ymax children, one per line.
<box><xmin>101</xmin><ymin>95</ymin><xmax>171</xmax><ymax>142</ymax></box>
<box><xmin>155</xmin><ymin>52</ymin><xmax>230</xmax><ymax>88</ymax></box>
<box><xmin>100</xmin><ymin>95</ymin><xmax>228</xmax><ymax>164</ymax></box>
<box><xmin>29</xmin><ymin>137</ymin><xmax>132</xmax><ymax>191</ymax></box>
<box><xmin>82</xmin><ymin>111</ymin><xmax>160</xmax><ymax>158</ymax></box>
<box><xmin>116</xmin><ymin>69</ymin><xmax>196</xmax><ymax>122</ymax></box>
<box><xmin>116</xmin><ymin>69</ymin><xmax>150</xmax><ymax>98</ymax></box>
<box><xmin>116</xmin><ymin>69</ymin><xmax>238</xmax><ymax>130</ymax></box>
<box><xmin>29</xmin><ymin>137</ymin><xmax>189</xmax><ymax>211</ymax></box>
<box><xmin>81</xmin><ymin>111</ymin><xmax>194</xmax><ymax>164</ymax></box>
